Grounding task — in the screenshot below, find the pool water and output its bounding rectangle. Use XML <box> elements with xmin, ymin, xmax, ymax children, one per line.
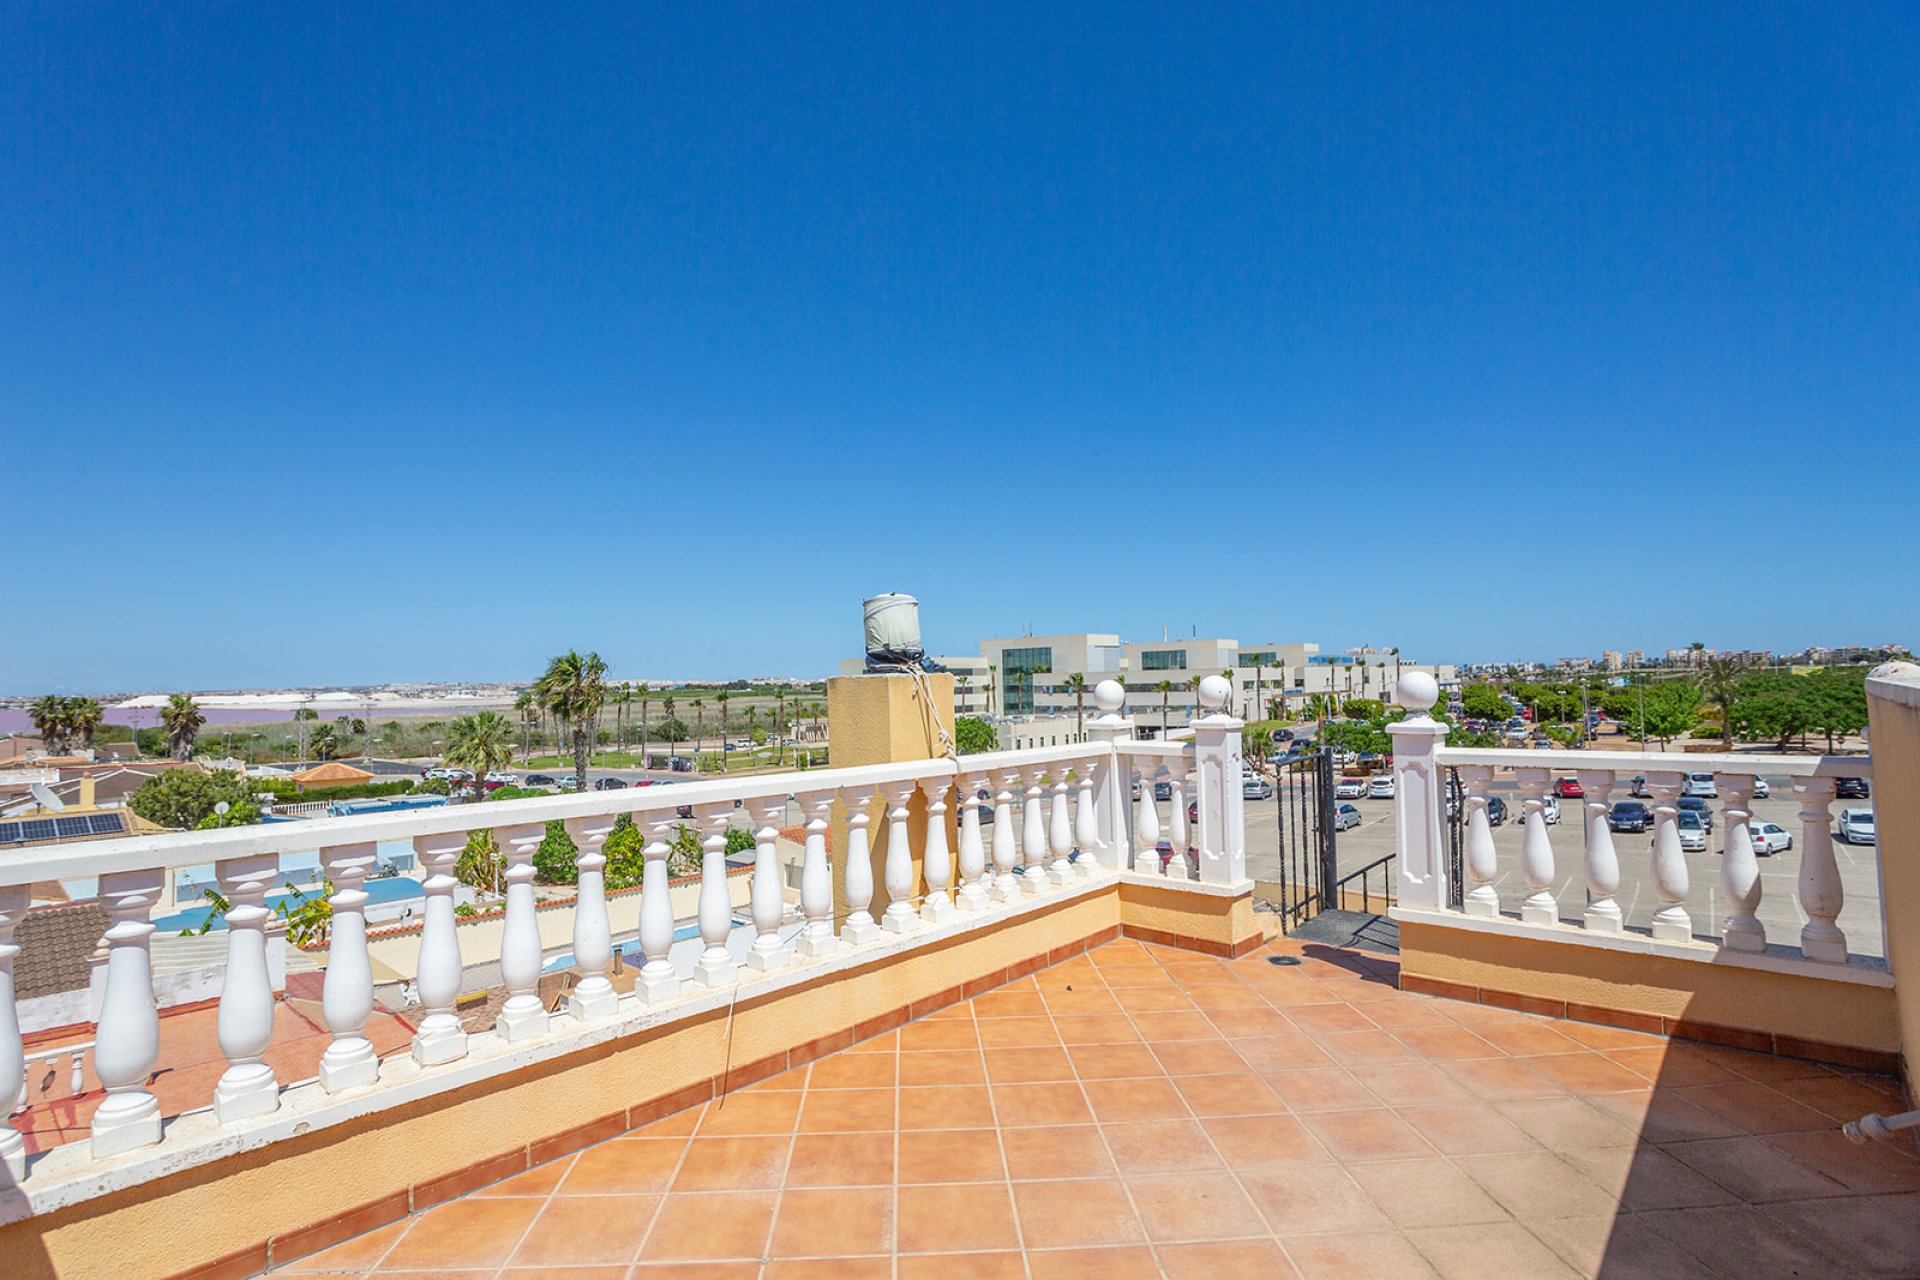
<box><xmin>541</xmin><ymin>920</ymin><xmax>745</xmax><ymax>973</ymax></box>
<box><xmin>154</xmin><ymin>876</ymin><xmax>425</xmax><ymax>933</ymax></box>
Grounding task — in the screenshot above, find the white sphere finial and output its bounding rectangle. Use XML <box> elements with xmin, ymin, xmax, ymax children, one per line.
<box><xmin>1396</xmin><ymin>671</ymin><xmax>1439</xmax><ymax>715</ymax></box>
<box><xmin>1093</xmin><ymin>679</ymin><xmax>1125</xmax><ymax>713</ymax></box>
<box><xmin>1197</xmin><ymin>675</ymin><xmax>1231</xmax><ymax>711</ymax></box>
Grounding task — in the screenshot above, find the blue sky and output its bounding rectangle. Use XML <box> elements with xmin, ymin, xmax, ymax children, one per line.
<box><xmin>4</xmin><ymin>4</ymin><xmax>1916</xmax><ymax>693</ymax></box>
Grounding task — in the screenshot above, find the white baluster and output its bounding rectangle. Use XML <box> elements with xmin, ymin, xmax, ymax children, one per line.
<box><xmin>1043</xmin><ymin>771</ymin><xmax>1073</xmax><ymax>886</ymax></box>
<box><xmin>1646</xmin><ymin>772</ymin><xmax>1692</xmax><ymax>942</ymax></box>
<box><xmin>1074</xmin><ymin>762</ymin><xmax>1102</xmax><ymax>879</ymax></box>
<box><xmin>1021</xmin><ymin>771</ymin><xmax>1050</xmax><ymax>894</ymax></box>
<box><xmin>213</xmin><ymin>854</ymin><xmax>280</xmax><ymax>1122</ymax></box>
<box><xmin>410</xmin><ymin>832</ymin><xmax>470</xmax><ymax>1065</ymax></box>
<box><xmin>566</xmin><ymin>817</ymin><xmax>619</xmax><ymax>1020</ymax></box>
<box><xmin>90</xmin><ymin>868</ymin><xmax>165</xmax><ymax>1156</ymax></box>
<box><xmin>318</xmin><ymin>842</ymin><xmax>380</xmax><ymax>1093</ymax></box>
<box><xmin>1719</xmin><ymin>775</ymin><xmax>1765</xmax><ymax>953</ymax></box>
<box><xmin>1576</xmin><ymin>770</ymin><xmax>1622</xmax><ymax>933</ymax></box>
<box><xmin>921</xmin><ymin>779</ymin><xmax>957</xmax><ymax>923</ymax></box>
<box><xmin>68</xmin><ymin>1049</ymin><xmax>84</xmax><ymax>1097</ymax></box>
<box><xmin>882</xmin><ymin>784</ymin><xmax>921</xmax><ymax>932</ymax></box>
<box><xmin>796</xmin><ymin>792</ymin><xmax>839</xmax><ymax>958</ymax></box>
<box><xmin>0</xmin><ymin>886</ymin><xmax>28</xmax><ymax>1181</ymax></box>
<box><xmin>1516</xmin><ymin>768</ymin><xmax>1557</xmax><ymax>925</ymax></box>
<box><xmin>991</xmin><ymin>772</ymin><xmax>1021</xmax><ymax>901</ymax></box>
<box><xmin>1134</xmin><ymin>766</ymin><xmax>1163</xmax><ymax>875</ymax></box>
<box><xmin>1794</xmin><ymin>776</ymin><xmax>1846</xmax><ymax>962</ymax></box>
<box><xmin>695</xmin><ymin>805</ymin><xmax>740</xmax><ymax>985</ymax></box>
<box><xmin>955</xmin><ymin>774</ymin><xmax>991</xmax><ymax>912</ymax></box>
<box><xmin>637</xmin><ymin>811</ymin><xmax>684</xmax><ymax>1000</ymax></box>
<box><xmin>1085</xmin><ymin>683</ymin><xmax>1136</xmax><ymax>872</ymax></box>
<box><xmin>1460</xmin><ymin>766</ymin><xmax>1499</xmax><ymax>916</ymax></box>
<box><xmin>495</xmin><ymin>823</ymin><xmax>550</xmax><ymax>1039</ymax></box>
<box><xmin>841</xmin><ymin>787</ymin><xmax>880</xmax><ymax>944</ymax></box>
<box><xmin>1166</xmin><ymin>762</ymin><xmax>1191</xmax><ymax>880</ymax></box>
<box><xmin>748</xmin><ymin>798</ymin><xmax>790</xmax><ymax>971</ymax></box>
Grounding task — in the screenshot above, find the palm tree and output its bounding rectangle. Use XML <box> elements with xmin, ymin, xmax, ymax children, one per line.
<box><xmin>28</xmin><ymin>696</ymin><xmax>72</xmax><ymax>754</ymax></box>
<box><xmin>1696</xmin><ymin>655</ymin><xmax>1743</xmax><ymax>750</ymax></box>
<box><xmin>445</xmin><ymin>711</ymin><xmax>517</xmax><ymax>793</ymax></box>
<box><xmin>513</xmin><ymin>692</ymin><xmax>538</xmax><ymax>763</ymax></box>
<box><xmin>691</xmin><ymin>698</ymin><xmax>706</xmax><ymax>763</ymax></box>
<box><xmin>160</xmin><ymin>694</ymin><xmax>206</xmax><ymax>762</ymax></box>
<box><xmin>1156</xmin><ymin>680</ymin><xmax>1174</xmax><ymax>735</ymax></box>
<box><xmin>772</xmin><ymin>684</ymin><xmax>787</xmax><ymax>762</ymax></box>
<box><xmin>716</xmin><ymin>691</ymin><xmax>731</xmax><ymax>749</ymax></box>
<box><xmin>532</xmin><ymin>650</ymin><xmax>610</xmax><ymax>791</ymax></box>
<box><xmin>636</xmin><ymin>683</ymin><xmax>652</xmax><ymax>765</ymax></box>
<box><xmin>1063</xmin><ymin>673</ymin><xmax>1088</xmax><ymax>740</ymax></box>
<box><xmin>986</xmin><ymin>664</ymin><xmax>998</xmax><ymax>716</ymax></box>
<box><xmin>309</xmin><ymin>723</ymin><xmax>339</xmax><ymax>761</ymax></box>
<box><xmin>662</xmin><ymin>693</ymin><xmax>677</xmax><ymax>749</ymax></box>
<box><xmin>65</xmin><ymin>698</ymin><xmax>104</xmax><ymax>752</ymax></box>
<box><xmin>281</xmin><ymin>880</ymin><xmax>334</xmax><ymax>948</ymax></box>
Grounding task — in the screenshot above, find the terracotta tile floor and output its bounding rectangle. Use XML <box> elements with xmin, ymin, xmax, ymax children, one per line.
<box><xmin>272</xmin><ymin>936</ymin><xmax>1920</xmax><ymax>1279</ymax></box>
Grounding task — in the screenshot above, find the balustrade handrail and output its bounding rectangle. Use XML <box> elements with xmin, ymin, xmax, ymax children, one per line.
<box><xmin>1432</xmin><ymin>745</ymin><xmax>1872</xmax><ymax>778</ymax></box>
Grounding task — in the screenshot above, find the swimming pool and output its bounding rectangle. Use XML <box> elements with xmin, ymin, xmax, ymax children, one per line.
<box><xmin>153</xmin><ymin>876</ymin><xmax>426</xmax><ymax>933</ymax></box>
<box><xmin>541</xmin><ymin>920</ymin><xmax>746</xmax><ymax>973</ymax></box>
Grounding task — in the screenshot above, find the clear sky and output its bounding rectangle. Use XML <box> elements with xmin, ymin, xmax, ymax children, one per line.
<box><xmin>4</xmin><ymin>4</ymin><xmax>1916</xmax><ymax>694</ymax></box>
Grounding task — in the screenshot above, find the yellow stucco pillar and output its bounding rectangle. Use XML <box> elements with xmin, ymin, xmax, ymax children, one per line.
<box><xmin>827</xmin><ymin>673</ymin><xmax>956</xmax><ymax>926</ymax></box>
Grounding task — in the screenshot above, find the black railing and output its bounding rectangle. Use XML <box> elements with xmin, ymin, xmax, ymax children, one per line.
<box><xmin>1331</xmin><ymin>851</ymin><xmax>1396</xmax><ymax>916</ymax></box>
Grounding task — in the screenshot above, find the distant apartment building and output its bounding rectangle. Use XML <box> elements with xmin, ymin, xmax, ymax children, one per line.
<box><xmin>1602</xmin><ymin>651</ymin><xmax>1623</xmax><ymax>672</ymax></box>
<box><xmin>1554</xmin><ymin>657</ymin><xmax>1596</xmax><ymax>673</ymax></box>
<box><xmin>1623</xmin><ymin>650</ymin><xmax>1645</xmax><ymax>669</ymax></box>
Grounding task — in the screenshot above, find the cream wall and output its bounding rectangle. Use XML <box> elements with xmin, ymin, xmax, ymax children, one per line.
<box><xmin>1865</xmin><ymin>663</ymin><xmax>1920</xmax><ymax>1085</ymax></box>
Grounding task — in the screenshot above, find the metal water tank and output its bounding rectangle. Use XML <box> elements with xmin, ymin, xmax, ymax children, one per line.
<box><xmin>863</xmin><ymin>593</ymin><xmax>924</xmax><ymax>670</ymax></box>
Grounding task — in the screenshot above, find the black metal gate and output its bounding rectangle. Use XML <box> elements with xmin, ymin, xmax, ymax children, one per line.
<box><xmin>1445</xmin><ymin>765</ymin><xmax>1465</xmax><ymax>910</ymax></box>
<box><xmin>1270</xmin><ymin>747</ymin><xmax>1338</xmax><ymax>935</ymax></box>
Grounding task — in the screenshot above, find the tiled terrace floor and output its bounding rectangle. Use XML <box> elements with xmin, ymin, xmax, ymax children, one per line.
<box><xmin>273</xmin><ymin>936</ymin><xmax>1920</xmax><ymax>1279</ymax></box>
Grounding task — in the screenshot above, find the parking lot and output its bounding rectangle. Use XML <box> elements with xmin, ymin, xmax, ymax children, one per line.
<box><xmin>1242</xmin><ymin>770</ymin><xmax>1884</xmax><ymax>959</ymax></box>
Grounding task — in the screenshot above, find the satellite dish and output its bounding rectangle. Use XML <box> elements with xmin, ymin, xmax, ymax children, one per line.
<box><xmin>29</xmin><ymin>782</ymin><xmax>66</xmax><ymax>812</ymax></box>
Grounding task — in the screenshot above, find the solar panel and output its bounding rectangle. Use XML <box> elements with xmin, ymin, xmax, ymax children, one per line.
<box><xmin>88</xmin><ymin>812</ymin><xmax>125</xmax><ymax>835</ymax></box>
<box><xmin>0</xmin><ymin>822</ymin><xmax>20</xmax><ymax>844</ymax></box>
<box><xmin>18</xmin><ymin>820</ymin><xmax>57</xmax><ymax>842</ymax></box>
<box><xmin>55</xmin><ymin>815</ymin><xmax>92</xmax><ymax>838</ymax></box>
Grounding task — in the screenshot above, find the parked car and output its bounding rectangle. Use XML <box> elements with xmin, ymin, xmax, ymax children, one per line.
<box><xmin>1553</xmin><ymin>777</ymin><xmax>1583</xmax><ymax>799</ymax></box>
<box><xmin>1367</xmin><ymin>776</ymin><xmax>1395</xmax><ymax>799</ymax></box>
<box><xmin>1485</xmin><ymin>796</ymin><xmax>1509</xmax><ymax>827</ymax></box>
<box><xmin>1242</xmin><ymin>775</ymin><xmax>1274</xmax><ymax>801</ymax></box>
<box><xmin>1188</xmin><ymin>800</ymin><xmax>1199</xmax><ymax>825</ymax></box>
<box><xmin>525</xmin><ymin>773</ymin><xmax>555</xmax><ymax>787</ymax></box>
<box><xmin>485</xmin><ymin>771</ymin><xmax>518</xmax><ymax>785</ymax></box>
<box><xmin>1675</xmin><ymin>796</ymin><xmax>1714</xmax><ymax>831</ymax></box>
<box><xmin>593</xmin><ymin>776</ymin><xmax>628</xmax><ymax>791</ymax></box>
<box><xmin>1836</xmin><ymin>808</ymin><xmax>1877</xmax><ymax>844</ymax></box>
<box><xmin>1539</xmin><ymin>796</ymin><xmax>1561</xmax><ymax>825</ymax></box>
<box><xmin>1683</xmin><ymin>772</ymin><xmax>1718</xmax><ymax>799</ymax></box>
<box><xmin>555</xmin><ymin>775</ymin><xmax>579</xmax><ymax>791</ymax></box>
<box><xmin>1153</xmin><ymin>780</ymin><xmax>1174</xmax><ymax>802</ymax></box>
<box><xmin>1752</xmin><ymin>777</ymin><xmax>1771</xmax><ymax>799</ymax></box>
<box><xmin>1675</xmin><ymin>810</ymin><xmax>1708</xmax><ymax>852</ymax></box>
<box><xmin>1273</xmin><ymin>729</ymin><xmax>1295</xmax><ymax>743</ymax></box>
<box><xmin>1835</xmin><ymin>777</ymin><xmax>1870</xmax><ymax>799</ymax></box>
<box><xmin>1629</xmin><ymin>775</ymin><xmax>1650</xmax><ymax>798</ymax></box>
<box><xmin>1749</xmin><ymin>821</ymin><xmax>1793</xmax><ymax>855</ymax></box>
<box><xmin>1332</xmin><ymin>802</ymin><xmax>1363</xmax><ymax>831</ymax></box>
<box><xmin>1609</xmin><ymin>801</ymin><xmax>1651</xmax><ymax>833</ymax></box>
<box><xmin>1335</xmin><ymin>777</ymin><xmax>1368</xmax><ymax>800</ymax></box>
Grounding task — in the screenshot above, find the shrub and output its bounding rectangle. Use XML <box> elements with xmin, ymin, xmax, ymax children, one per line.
<box><xmin>954</xmin><ymin>716</ymin><xmax>997</xmax><ymax>754</ymax></box>
<box><xmin>456</xmin><ymin>829</ymin><xmax>503</xmax><ymax>891</ymax></box>
<box><xmin>130</xmin><ymin>769</ymin><xmax>257</xmax><ymax>830</ymax></box>
<box><xmin>533</xmin><ymin>819</ymin><xmax>579</xmax><ymax>883</ymax></box>
<box><xmin>726</xmin><ymin>826</ymin><xmax>756</xmax><ymax>856</ymax></box>
<box><xmin>604</xmin><ymin>813</ymin><xmax>643</xmax><ymax>890</ymax></box>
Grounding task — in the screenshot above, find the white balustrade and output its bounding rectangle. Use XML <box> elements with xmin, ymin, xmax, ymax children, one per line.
<box><xmin>921</xmin><ymin>780</ymin><xmax>956</xmax><ymax>923</ymax></box>
<box><xmin>796</xmin><ymin>792</ymin><xmax>839</xmax><ymax>958</ymax></box>
<box><xmin>1460</xmin><ymin>766</ymin><xmax>1499</xmax><ymax>916</ymax></box>
<box><xmin>1047</xmin><ymin>772</ymin><xmax>1075</xmax><ymax>886</ymax></box>
<box><xmin>637</xmin><ymin>812</ymin><xmax>685</xmax><ymax>999</ymax></box>
<box><xmin>841</xmin><ymin>787</ymin><xmax>880</xmax><ymax>944</ymax></box>
<box><xmin>1020</xmin><ymin>771</ymin><xmax>1049</xmax><ymax>894</ymax></box>
<box><xmin>747</xmin><ymin>798</ymin><xmax>789</xmax><ymax>971</ymax></box>
<box><xmin>319</xmin><ymin>842</ymin><xmax>380</xmax><ymax>1093</ymax></box>
<box><xmin>566</xmin><ymin>816</ymin><xmax>619</xmax><ymax>1020</ymax></box>
<box><xmin>882</xmin><ymin>784</ymin><xmax>921</xmax><ymax>932</ymax></box>
<box><xmin>213</xmin><ymin>853</ymin><xmax>281</xmax><ymax>1122</ymax></box>
<box><xmin>696</xmin><ymin>805</ymin><xmax>740</xmax><ymax>985</ymax></box>
<box><xmin>0</xmin><ymin>885</ymin><xmax>27</xmax><ymax>1180</ymax></box>
<box><xmin>1166</xmin><ymin>761</ymin><xmax>1191</xmax><ymax>880</ymax></box>
<box><xmin>410</xmin><ymin>832</ymin><xmax>470</xmax><ymax>1065</ymax></box>
<box><xmin>1516</xmin><ymin>768</ymin><xmax>1557</xmax><ymax>925</ymax></box>
<box><xmin>1716</xmin><ymin>774</ymin><xmax>1764</xmax><ymax>952</ymax></box>
<box><xmin>1645</xmin><ymin>772</ymin><xmax>1692</xmax><ymax>942</ymax></box>
<box><xmin>992</xmin><ymin>771</ymin><xmax>1021</xmax><ymax>900</ymax></box>
<box><xmin>1794</xmin><ymin>776</ymin><xmax>1846</xmax><ymax>962</ymax></box>
<box><xmin>1085</xmin><ymin>682</ymin><xmax>1136</xmax><ymax>873</ymax></box>
<box><xmin>955</xmin><ymin>774</ymin><xmax>990</xmax><ymax>912</ymax></box>
<box><xmin>1576</xmin><ymin>770</ymin><xmax>1622</xmax><ymax>933</ymax></box>
<box><xmin>1134</xmin><ymin>766</ymin><xmax>1163</xmax><ymax>875</ymax></box>
<box><xmin>495</xmin><ymin>823</ymin><xmax>550</xmax><ymax>1039</ymax></box>
<box><xmin>1074</xmin><ymin>763</ymin><xmax>1101</xmax><ymax>879</ymax></box>
<box><xmin>91</xmin><ymin>868</ymin><xmax>165</xmax><ymax>1157</ymax></box>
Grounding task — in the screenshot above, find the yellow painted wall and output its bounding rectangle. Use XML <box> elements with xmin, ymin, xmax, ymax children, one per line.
<box><xmin>1865</xmin><ymin>676</ymin><xmax>1920</xmax><ymax>1084</ymax></box>
<box><xmin>825</xmin><ymin>673</ymin><xmax>956</xmax><ymax>922</ymax></box>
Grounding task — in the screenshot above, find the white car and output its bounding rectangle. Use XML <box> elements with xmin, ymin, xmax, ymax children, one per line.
<box><xmin>1836</xmin><ymin>809</ymin><xmax>1876</xmax><ymax>845</ymax></box>
<box><xmin>1332</xmin><ymin>802</ymin><xmax>1363</xmax><ymax>831</ymax></box>
<box><xmin>1367</xmin><ymin>776</ymin><xmax>1395</xmax><ymax>799</ymax></box>
<box><xmin>1529</xmin><ymin>796</ymin><xmax>1560</xmax><ymax>825</ymax></box>
<box><xmin>1335</xmin><ymin>777</ymin><xmax>1368</xmax><ymax>800</ymax></box>
<box><xmin>1748</xmin><ymin>821</ymin><xmax>1793</xmax><ymax>855</ymax></box>
<box><xmin>1683</xmin><ymin>772</ymin><xmax>1718</xmax><ymax>799</ymax></box>
<box><xmin>485</xmin><ymin>771</ymin><xmax>518</xmax><ymax>785</ymax></box>
<box><xmin>1752</xmin><ymin>777</ymin><xmax>1771</xmax><ymax>800</ymax></box>
<box><xmin>1675</xmin><ymin>810</ymin><xmax>1708</xmax><ymax>852</ymax></box>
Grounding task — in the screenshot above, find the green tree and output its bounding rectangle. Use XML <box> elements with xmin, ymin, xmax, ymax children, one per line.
<box><xmin>1155</xmin><ymin>680</ymin><xmax>1174</xmax><ymax>734</ymax></box>
<box><xmin>1460</xmin><ymin>683</ymin><xmax>1510</xmax><ymax>722</ymax></box>
<box><xmin>159</xmin><ymin>694</ymin><xmax>206</xmax><ymax>762</ymax></box>
<box><xmin>954</xmin><ymin>716</ymin><xmax>998</xmax><ymax>754</ymax></box>
<box><xmin>1804</xmin><ymin>667</ymin><xmax>1869</xmax><ymax>752</ymax></box>
<box><xmin>66</xmin><ymin>698</ymin><xmax>105</xmax><ymax>752</ymax></box>
<box><xmin>456</xmin><ymin>829</ymin><xmax>504</xmax><ymax>893</ymax></box>
<box><xmin>309</xmin><ymin>723</ymin><xmax>338</xmax><ymax>761</ymax></box>
<box><xmin>533</xmin><ymin>650</ymin><xmax>609</xmax><ymax>791</ymax></box>
<box><xmin>129</xmin><ymin>768</ymin><xmax>256</xmax><ymax>829</ymax></box>
<box><xmin>445</xmin><ymin>711</ymin><xmax>516</xmax><ymax>789</ymax></box>
<box><xmin>533</xmin><ymin>819</ymin><xmax>579</xmax><ymax>884</ymax></box>
<box><xmin>280</xmin><ymin>880</ymin><xmax>333</xmax><ymax>947</ymax></box>
<box><xmin>1695</xmin><ymin>656</ymin><xmax>1744</xmax><ymax>749</ymax></box>
<box><xmin>691</xmin><ymin>698</ymin><xmax>706</xmax><ymax>759</ymax></box>
<box><xmin>1639</xmin><ymin>682</ymin><xmax>1703</xmax><ymax>749</ymax></box>
<box><xmin>1343</xmin><ymin>698</ymin><xmax>1385</xmax><ymax>721</ymax></box>
<box><xmin>28</xmin><ymin>695</ymin><xmax>73</xmax><ymax>753</ymax></box>
<box><xmin>1063</xmin><ymin>673</ymin><xmax>1087</xmax><ymax>739</ymax></box>
<box><xmin>604</xmin><ymin>813</ymin><xmax>643</xmax><ymax>890</ymax></box>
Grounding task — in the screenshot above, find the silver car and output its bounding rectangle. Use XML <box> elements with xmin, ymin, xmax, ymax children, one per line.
<box><xmin>1332</xmin><ymin>802</ymin><xmax>1363</xmax><ymax>831</ymax></box>
<box><xmin>1836</xmin><ymin>809</ymin><xmax>1876</xmax><ymax>845</ymax></box>
<box><xmin>1675</xmin><ymin>810</ymin><xmax>1708</xmax><ymax>852</ymax></box>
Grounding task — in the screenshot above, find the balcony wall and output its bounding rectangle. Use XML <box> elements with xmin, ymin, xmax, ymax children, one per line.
<box><xmin>1865</xmin><ymin>660</ymin><xmax>1920</xmax><ymax>1081</ymax></box>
